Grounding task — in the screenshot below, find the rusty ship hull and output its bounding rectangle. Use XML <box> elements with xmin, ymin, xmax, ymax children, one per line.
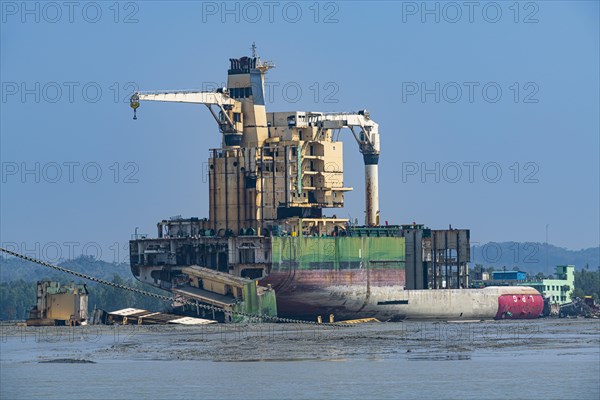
<box><xmin>263</xmin><ymin>271</ymin><xmax>543</xmax><ymax>321</ymax></box>
<box><xmin>130</xmin><ymin>232</ymin><xmax>543</xmax><ymax>321</ymax></box>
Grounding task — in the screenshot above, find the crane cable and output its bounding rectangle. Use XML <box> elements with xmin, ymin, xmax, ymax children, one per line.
<box><xmin>0</xmin><ymin>247</ymin><xmax>343</xmax><ymax>326</ymax></box>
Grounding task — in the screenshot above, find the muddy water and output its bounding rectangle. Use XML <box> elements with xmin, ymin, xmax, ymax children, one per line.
<box><xmin>1</xmin><ymin>319</ymin><xmax>598</xmax><ymax>399</ymax></box>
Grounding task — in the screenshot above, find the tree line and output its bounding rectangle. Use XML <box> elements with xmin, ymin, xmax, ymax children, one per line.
<box><xmin>572</xmin><ymin>269</ymin><xmax>600</xmax><ymax>301</ymax></box>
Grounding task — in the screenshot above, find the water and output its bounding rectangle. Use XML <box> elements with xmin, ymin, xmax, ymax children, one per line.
<box><xmin>1</xmin><ymin>319</ymin><xmax>598</xmax><ymax>400</ymax></box>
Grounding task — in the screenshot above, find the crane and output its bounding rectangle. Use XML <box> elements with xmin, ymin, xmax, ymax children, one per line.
<box><xmin>131</xmin><ymin>91</ymin><xmax>382</xmax><ymax>226</ymax></box>
<box><xmin>130</xmin><ymin>90</ymin><xmax>243</xmax><ymax>141</ymax></box>
<box><xmin>305</xmin><ymin>111</ymin><xmax>381</xmax><ymax>226</ymax></box>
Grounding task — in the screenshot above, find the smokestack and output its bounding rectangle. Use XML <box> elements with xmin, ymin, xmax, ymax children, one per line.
<box><xmin>364</xmin><ymin>153</ymin><xmax>380</xmax><ymax>226</ymax></box>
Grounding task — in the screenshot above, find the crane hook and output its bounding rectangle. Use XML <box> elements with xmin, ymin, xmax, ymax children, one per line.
<box><xmin>130</xmin><ymin>94</ymin><xmax>140</xmax><ymax>120</ymax></box>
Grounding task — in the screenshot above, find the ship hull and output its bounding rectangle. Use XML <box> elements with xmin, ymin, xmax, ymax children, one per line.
<box><xmin>130</xmin><ymin>235</ymin><xmax>542</xmax><ymax>321</ymax></box>
<box><xmin>261</xmin><ymin>270</ymin><xmax>543</xmax><ymax>321</ymax></box>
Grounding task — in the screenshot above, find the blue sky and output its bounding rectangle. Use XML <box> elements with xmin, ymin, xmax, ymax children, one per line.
<box><xmin>1</xmin><ymin>1</ymin><xmax>598</xmax><ymax>261</ymax></box>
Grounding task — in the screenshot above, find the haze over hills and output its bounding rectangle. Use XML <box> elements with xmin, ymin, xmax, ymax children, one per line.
<box><xmin>0</xmin><ymin>256</ymin><xmax>130</xmax><ymax>283</ymax></box>
<box><xmin>471</xmin><ymin>242</ymin><xmax>600</xmax><ymax>275</ymax></box>
<box><xmin>1</xmin><ymin>242</ymin><xmax>598</xmax><ymax>282</ymax></box>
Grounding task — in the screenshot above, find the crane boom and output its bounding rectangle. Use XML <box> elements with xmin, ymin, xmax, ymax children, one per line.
<box><xmin>304</xmin><ymin>111</ymin><xmax>381</xmax><ymax>226</ymax></box>
<box><xmin>130</xmin><ymin>90</ymin><xmax>242</xmax><ymax>136</ymax></box>
<box><xmin>133</xmin><ymin>90</ymin><xmax>236</xmax><ymax>105</ymax></box>
<box><xmin>310</xmin><ymin>111</ymin><xmax>380</xmax><ymax>155</ymax></box>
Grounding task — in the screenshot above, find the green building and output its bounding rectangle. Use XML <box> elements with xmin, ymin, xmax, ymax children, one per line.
<box><xmin>520</xmin><ymin>265</ymin><xmax>575</xmax><ymax>304</ymax></box>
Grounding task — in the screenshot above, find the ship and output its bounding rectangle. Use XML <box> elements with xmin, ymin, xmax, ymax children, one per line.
<box><xmin>128</xmin><ymin>46</ymin><xmax>543</xmax><ymax>321</ymax></box>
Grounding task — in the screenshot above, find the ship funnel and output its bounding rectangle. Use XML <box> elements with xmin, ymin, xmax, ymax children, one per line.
<box><xmin>363</xmin><ymin>153</ymin><xmax>380</xmax><ymax>226</ymax></box>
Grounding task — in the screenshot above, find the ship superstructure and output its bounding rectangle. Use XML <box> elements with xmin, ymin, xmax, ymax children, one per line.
<box><xmin>131</xmin><ymin>48</ymin><xmax>380</xmax><ymax>234</ymax></box>
<box><xmin>128</xmin><ymin>48</ymin><xmax>543</xmax><ymax>321</ymax></box>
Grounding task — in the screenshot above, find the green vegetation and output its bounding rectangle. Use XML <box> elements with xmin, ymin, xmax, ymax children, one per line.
<box><xmin>571</xmin><ymin>268</ymin><xmax>600</xmax><ymax>301</ymax></box>
<box><xmin>0</xmin><ymin>280</ymin><xmax>36</xmax><ymax>320</ymax></box>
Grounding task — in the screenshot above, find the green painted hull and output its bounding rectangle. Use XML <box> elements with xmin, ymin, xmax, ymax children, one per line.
<box><xmin>270</xmin><ymin>236</ymin><xmax>406</xmax><ymax>271</ymax></box>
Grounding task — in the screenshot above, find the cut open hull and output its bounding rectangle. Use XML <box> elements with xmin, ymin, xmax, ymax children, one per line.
<box><xmin>261</xmin><ymin>270</ymin><xmax>543</xmax><ymax>321</ymax></box>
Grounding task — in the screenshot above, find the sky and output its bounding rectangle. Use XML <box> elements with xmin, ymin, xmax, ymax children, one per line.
<box><xmin>1</xmin><ymin>1</ymin><xmax>599</xmax><ymax>263</ymax></box>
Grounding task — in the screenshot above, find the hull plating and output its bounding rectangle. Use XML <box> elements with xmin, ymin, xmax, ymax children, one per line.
<box><xmin>260</xmin><ymin>271</ymin><xmax>543</xmax><ymax>321</ymax></box>
<box><xmin>496</xmin><ymin>293</ymin><xmax>544</xmax><ymax>319</ymax></box>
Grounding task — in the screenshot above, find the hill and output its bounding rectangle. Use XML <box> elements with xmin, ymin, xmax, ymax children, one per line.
<box><xmin>0</xmin><ymin>255</ymin><xmax>131</xmax><ymax>283</ymax></box>
<box><xmin>471</xmin><ymin>242</ymin><xmax>599</xmax><ymax>275</ymax></box>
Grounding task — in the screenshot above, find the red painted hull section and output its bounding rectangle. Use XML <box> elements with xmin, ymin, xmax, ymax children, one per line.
<box><xmin>495</xmin><ymin>293</ymin><xmax>544</xmax><ymax>320</ymax></box>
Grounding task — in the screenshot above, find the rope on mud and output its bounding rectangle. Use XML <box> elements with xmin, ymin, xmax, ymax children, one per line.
<box><xmin>1</xmin><ymin>247</ymin><xmax>345</xmax><ymax>326</ymax></box>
